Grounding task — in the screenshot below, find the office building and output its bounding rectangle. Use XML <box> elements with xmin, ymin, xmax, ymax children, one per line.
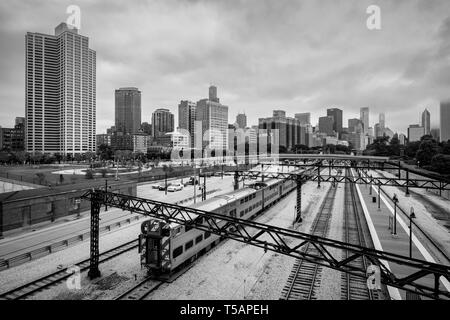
<box><xmin>115</xmin><ymin>87</ymin><xmax>141</xmax><ymax>134</ymax></box>
<box><xmin>431</xmin><ymin>128</ymin><xmax>440</xmax><ymax>142</ymax></box>
<box><xmin>360</xmin><ymin>107</ymin><xmax>370</xmax><ymax>135</ymax></box>
<box><xmin>408</xmin><ymin>124</ymin><xmax>425</xmax><ymax>142</ymax></box>
<box><xmin>178</xmin><ymin>100</ymin><xmax>196</xmax><ymax>147</ymax></box>
<box><xmin>327</xmin><ymin>108</ymin><xmax>343</xmax><ymax>134</ymax></box>
<box><xmin>25</xmin><ymin>22</ymin><xmax>96</xmax><ymax>155</ymax></box>
<box><xmin>318</xmin><ymin>116</ymin><xmax>334</xmax><ymax>136</ymax></box>
<box><xmin>421</xmin><ymin>108</ymin><xmax>430</xmax><ymax>136</ymax></box>
<box><xmin>294</xmin><ymin>113</ymin><xmax>311</xmax><ymax>125</ymax></box>
<box><xmin>259</xmin><ymin>110</ymin><xmax>301</xmax><ymax>150</ymax></box>
<box><xmin>348</xmin><ymin>118</ymin><xmax>363</xmax><ymax>133</ymax></box>
<box><xmin>236</xmin><ymin>113</ymin><xmax>247</xmax><ymax>129</ymax></box>
<box><xmin>440</xmin><ymin>101</ymin><xmax>450</xmax><ymax>142</ymax></box>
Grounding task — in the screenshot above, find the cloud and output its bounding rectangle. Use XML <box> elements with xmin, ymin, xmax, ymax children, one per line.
<box><xmin>0</xmin><ymin>0</ymin><xmax>449</xmax><ymax>135</ymax></box>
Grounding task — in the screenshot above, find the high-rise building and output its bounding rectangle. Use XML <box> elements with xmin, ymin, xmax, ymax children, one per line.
<box><xmin>115</xmin><ymin>87</ymin><xmax>141</xmax><ymax>134</ymax></box>
<box><xmin>421</xmin><ymin>108</ymin><xmax>430</xmax><ymax>136</ymax></box>
<box><xmin>152</xmin><ymin>108</ymin><xmax>174</xmax><ymax>137</ymax></box>
<box><xmin>348</xmin><ymin>118</ymin><xmax>363</xmax><ymax>133</ymax></box>
<box><xmin>25</xmin><ymin>22</ymin><xmax>96</xmax><ymax>155</ymax></box>
<box><xmin>374</xmin><ymin>123</ymin><xmax>382</xmax><ymax>137</ymax></box>
<box><xmin>431</xmin><ymin>128</ymin><xmax>440</xmax><ymax>142</ymax></box>
<box><xmin>326</xmin><ymin>108</ymin><xmax>343</xmax><ymax>134</ymax></box>
<box><xmin>295</xmin><ymin>113</ymin><xmax>311</xmax><ymax>125</ymax></box>
<box><xmin>408</xmin><ymin>124</ymin><xmax>425</xmax><ymax>142</ymax></box>
<box><xmin>236</xmin><ymin>113</ymin><xmax>247</xmax><ymax>129</ymax></box>
<box><xmin>441</xmin><ymin>101</ymin><xmax>450</xmax><ymax>142</ymax></box>
<box><xmin>178</xmin><ymin>100</ymin><xmax>196</xmax><ymax>147</ymax></box>
<box><xmin>379</xmin><ymin>113</ymin><xmax>385</xmax><ymax>135</ymax></box>
<box><xmin>196</xmin><ymin>86</ymin><xmax>228</xmax><ymax>151</ymax></box>
<box><xmin>209</xmin><ymin>85</ymin><xmax>219</xmax><ymax>103</ymax></box>
<box><xmin>259</xmin><ymin>110</ymin><xmax>301</xmax><ymax>150</ymax></box>
<box><xmin>318</xmin><ymin>116</ymin><xmax>334</xmax><ymax>136</ymax></box>
<box><xmin>360</xmin><ymin>107</ymin><xmax>370</xmax><ymax>135</ymax></box>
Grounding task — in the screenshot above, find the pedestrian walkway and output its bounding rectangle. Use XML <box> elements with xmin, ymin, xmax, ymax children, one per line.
<box><xmin>353</xmin><ymin>170</ymin><xmax>450</xmax><ymax>300</ymax></box>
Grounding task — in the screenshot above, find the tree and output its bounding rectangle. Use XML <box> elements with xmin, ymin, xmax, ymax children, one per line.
<box><xmin>429</xmin><ymin>154</ymin><xmax>450</xmax><ymax>174</ymax></box>
<box><xmin>365</xmin><ymin>136</ymin><xmax>390</xmax><ymax>156</ymax></box>
<box><xmin>416</xmin><ymin>138</ymin><xmax>439</xmax><ymax>167</ymax></box>
<box><xmin>404</xmin><ymin>141</ymin><xmax>421</xmax><ymax>159</ymax></box>
<box><xmin>388</xmin><ymin>136</ymin><xmax>401</xmax><ymax>157</ymax></box>
<box><xmin>440</xmin><ymin>140</ymin><xmax>450</xmax><ymax>155</ymax></box>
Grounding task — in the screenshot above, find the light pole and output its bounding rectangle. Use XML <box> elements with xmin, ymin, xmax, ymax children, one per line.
<box><xmin>409</xmin><ymin>207</ymin><xmax>416</xmax><ymax>258</ymax></box>
<box><xmin>377</xmin><ymin>182</ymin><xmax>381</xmax><ymax>210</ymax></box>
<box><xmin>392</xmin><ymin>194</ymin><xmax>399</xmax><ymax>235</ymax></box>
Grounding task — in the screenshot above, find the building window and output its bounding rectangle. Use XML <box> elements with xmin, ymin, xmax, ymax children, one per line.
<box><xmin>195</xmin><ymin>235</ymin><xmax>203</xmax><ymax>244</ymax></box>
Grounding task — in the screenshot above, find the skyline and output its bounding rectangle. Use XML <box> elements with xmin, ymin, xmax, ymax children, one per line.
<box><xmin>1</xmin><ymin>0</ymin><xmax>450</xmax><ymax>134</ymax></box>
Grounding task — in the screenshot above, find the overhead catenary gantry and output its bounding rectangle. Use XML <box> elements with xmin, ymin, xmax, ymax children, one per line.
<box><xmin>81</xmin><ymin>155</ymin><xmax>450</xmax><ymax>299</ymax></box>
<box><xmin>81</xmin><ymin>189</ymin><xmax>450</xmax><ymax>300</ymax></box>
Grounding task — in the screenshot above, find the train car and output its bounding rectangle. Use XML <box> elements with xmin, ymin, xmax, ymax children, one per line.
<box><xmin>138</xmin><ymin>172</ymin><xmax>298</xmax><ymax>277</ymax></box>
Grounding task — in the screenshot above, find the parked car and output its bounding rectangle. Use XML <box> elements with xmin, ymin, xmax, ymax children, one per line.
<box><xmin>158</xmin><ymin>182</ymin><xmax>172</xmax><ymax>191</ymax></box>
<box><xmin>167</xmin><ymin>183</ymin><xmax>184</xmax><ymax>192</ymax></box>
<box><xmin>151</xmin><ymin>184</ymin><xmax>160</xmax><ymax>189</ymax></box>
<box><xmin>187</xmin><ymin>177</ymin><xmax>199</xmax><ymax>185</ymax></box>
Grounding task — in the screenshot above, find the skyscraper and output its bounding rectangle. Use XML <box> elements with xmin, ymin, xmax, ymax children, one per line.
<box><xmin>236</xmin><ymin>113</ymin><xmax>247</xmax><ymax>129</ymax></box>
<box><xmin>318</xmin><ymin>116</ymin><xmax>334</xmax><ymax>136</ymax></box>
<box><xmin>360</xmin><ymin>107</ymin><xmax>370</xmax><ymax>135</ymax></box>
<box><xmin>196</xmin><ymin>86</ymin><xmax>228</xmax><ymax>151</ymax></box>
<box><xmin>348</xmin><ymin>118</ymin><xmax>363</xmax><ymax>133</ymax></box>
<box><xmin>258</xmin><ymin>110</ymin><xmax>301</xmax><ymax>150</ymax></box>
<box><xmin>408</xmin><ymin>124</ymin><xmax>425</xmax><ymax>142</ymax></box>
<box><xmin>379</xmin><ymin>113</ymin><xmax>385</xmax><ymax>134</ymax></box>
<box><xmin>421</xmin><ymin>108</ymin><xmax>430</xmax><ymax>136</ymax></box>
<box><xmin>441</xmin><ymin>101</ymin><xmax>450</xmax><ymax>142</ymax></box>
<box><xmin>115</xmin><ymin>87</ymin><xmax>141</xmax><ymax>134</ymax></box>
<box><xmin>326</xmin><ymin>108</ymin><xmax>343</xmax><ymax>134</ymax></box>
<box><xmin>152</xmin><ymin>108</ymin><xmax>174</xmax><ymax>137</ymax></box>
<box><xmin>25</xmin><ymin>22</ymin><xmax>96</xmax><ymax>155</ymax></box>
<box><xmin>178</xmin><ymin>100</ymin><xmax>196</xmax><ymax>147</ymax></box>
<box><xmin>295</xmin><ymin>113</ymin><xmax>311</xmax><ymax>125</ymax></box>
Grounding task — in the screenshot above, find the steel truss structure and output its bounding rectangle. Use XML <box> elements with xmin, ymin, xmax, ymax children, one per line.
<box><xmin>81</xmin><ymin>189</ymin><xmax>450</xmax><ymax>300</ymax></box>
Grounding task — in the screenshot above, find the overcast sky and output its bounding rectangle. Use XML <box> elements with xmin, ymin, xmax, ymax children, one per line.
<box><xmin>0</xmin><ymin>0</ymin><xmax>449</xmax><ymax>134</ymax></box>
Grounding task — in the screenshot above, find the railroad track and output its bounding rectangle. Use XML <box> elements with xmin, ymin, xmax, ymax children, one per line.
<box><xmin>114</xmin><ymin>278</ymin><xmax>164</xmax><ymax>300</ymax></box>
<box><xmin>0</xmin><ymin>239</ymin><xmax>138</xmax><ymax>300</ymax></box>
<box><xmin>341</xmin><ymin>171</ymin><xmax>379</xmax><ymax>300</ymax></box>
<box><xmin>280</xmin><ymin>184</ymin><xmax>337</xmax><ymax>300</ymax></box>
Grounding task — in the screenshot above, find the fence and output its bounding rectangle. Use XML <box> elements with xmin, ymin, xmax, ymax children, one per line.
<box><xmin>0</xmin><ymin>215</ymin><xmax>143</xmax><ymax>271</ymax></box>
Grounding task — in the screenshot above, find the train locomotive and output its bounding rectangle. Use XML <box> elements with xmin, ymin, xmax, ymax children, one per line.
<box><xmin>138</xmin><ymin>171</ymin><xmax>299</xmax><ymax>277</ymax></box>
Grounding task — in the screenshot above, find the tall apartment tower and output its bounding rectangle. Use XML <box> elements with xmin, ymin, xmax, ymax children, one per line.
<box><xmin>178</xmin><ymin>100</ymin><xmax>196</xmax><ymax>147</ymax></box>
<box><xmin>25</xmin><ymin>22</ymin><xmax>96</xmax><ymax>155</ymax></box>
<box><xmin>196</xmin><ymin>86</ymin><xmax>228</xmax><ymax>151</ymax></box>
<box><xmin>360</xmin><ymin>107</ymin><xmax>370</xmax><ymax>135</ymax></box>
<box><xmin>236</xmin><ymin>113</ymin><xmax>247</xmax><ymax>129</ymax></box>
<box><xmin>421</xmin><ymin>108</ymin><xmax>430</xmax><ymax>136</ymax></box>
<box><xmin>440</xmin><ymin>101</ymin><xmax>450</xmax><ymax>142</ymax></box>
<box><xmin>152</xmin><ymin>108</ymin><xmax>174</xmax><ymax>137</ymax></box>
<box><xmin>115</xmin><ymin>87</ymin><xmax>141</xmax><ymax>134</ymax></box>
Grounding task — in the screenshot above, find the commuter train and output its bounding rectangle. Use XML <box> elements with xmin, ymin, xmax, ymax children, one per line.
<box><xmin>138</xmin><ymin>169</ymin><xmax>301</xmax><ymax>277</ymax></box>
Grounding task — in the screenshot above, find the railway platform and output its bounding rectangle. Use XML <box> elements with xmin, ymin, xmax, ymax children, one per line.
<box><xmin>354</xmin><ymin>176</ymin><xmax>450</xmax><ymax>300</ymax></box>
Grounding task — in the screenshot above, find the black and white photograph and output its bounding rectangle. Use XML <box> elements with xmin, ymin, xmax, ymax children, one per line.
<box><xmin>0</xmin><ymin>0</ymin><xmax>449</xmax><ymax>312</ymax></box>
